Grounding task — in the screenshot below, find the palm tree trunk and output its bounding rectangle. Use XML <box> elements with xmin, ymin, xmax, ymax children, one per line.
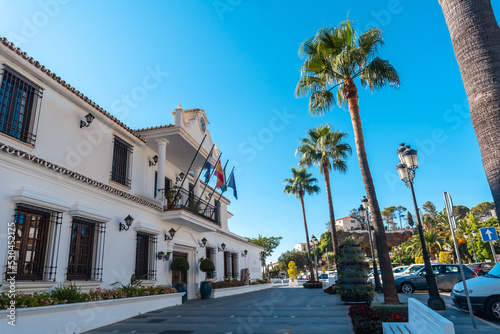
<box><xmin>300</xmin><ymin>193</ymin><xmax>316</xmax><ymax>281</ymax></box>
<box><xmin>323</xmin><ymin>165</ymin><xmax>340</xmax><ymax>256</ymax></box>
<box><xmin>439</xmin><ymin>0</ymin><xmax>500</xmax><ymax>215</ymax></box>
<box><xmin>345</xmin><ymin>79</ymin><xmax>400</xmax><ymax>304</ymax></box>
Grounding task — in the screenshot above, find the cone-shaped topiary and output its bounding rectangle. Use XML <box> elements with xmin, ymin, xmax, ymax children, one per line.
<box><xmin>200</xmin><ymin>258</ymin><xmax>215</xmax><ymax>273</ymax></box>
<box><xmin>171</xmin><ymin>257</ymin><xmax>190</xmax><ymax>272</ymax></box>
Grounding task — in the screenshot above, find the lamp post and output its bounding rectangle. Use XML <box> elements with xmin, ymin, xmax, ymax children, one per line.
<box><xmin>359</xmin><ymin>201</ymin><xmax>382</xmax><ymax>292</ymax></box>
<box><xmin>463</xmin><ymin>231</ymin><xmax>478</xmax><ymax>263</ymax></box>
<box><xmin>396</xmin><ymin>143</ymin><xmax>445</xmax><ymax>310</ymax></box>
<box><xmin>311</xmin><ymin>235</ymin><xmax>319</xmax><ymax>281</ymax></box>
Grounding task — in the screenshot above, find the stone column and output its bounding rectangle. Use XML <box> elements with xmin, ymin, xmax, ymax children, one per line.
<box><xmin>156</xmin><ymin>139</ymin><xmax>169</xmax><ymax>198</ymax></box>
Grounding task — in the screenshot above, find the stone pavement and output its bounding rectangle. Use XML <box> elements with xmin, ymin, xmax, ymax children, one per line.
<box><xmin>86</xmin><ymin>284</ymin><xmax>354</xmax><ymax>334</ymax></box>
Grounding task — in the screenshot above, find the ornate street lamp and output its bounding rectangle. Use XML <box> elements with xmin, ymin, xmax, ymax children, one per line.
<box><xmin>396</xmin><ymin>143</ymin><xmax>445</xmax><ymax>310</ymax></box>
<box><xmin>359</xmin><ymin>203</ymin><xmax>382</xmax><ymax>292</ymax></box>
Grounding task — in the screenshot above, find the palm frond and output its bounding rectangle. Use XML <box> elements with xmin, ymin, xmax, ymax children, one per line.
<box><xmin>309</xmin><ymin>90</ymin><xmax>335</xmax><ymax>116</ymax></box>
<box><xmin>360</xmin><ymin>57</ymin><xmax>400</xmax><ymax>92</ymax></box>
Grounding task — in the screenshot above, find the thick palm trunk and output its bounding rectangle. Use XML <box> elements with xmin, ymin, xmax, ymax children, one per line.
<box><xmin>345</xmin><ymin>80</ymin><xmax>400</xmax><ymax>304</ymax></box>
<box><xmin>439</xmin><ymin>0</ymin><xmax>500</xmax><ymax>214</ymax></box>
<box><xmin>300</xmin><ymin>194</ymin><xmax>316</xmax><ymax>281</ymax></box>
<box><xmin>323</xmin><ymin>166</ymin><xmax>340</xmax><ymax>256</ymax></box>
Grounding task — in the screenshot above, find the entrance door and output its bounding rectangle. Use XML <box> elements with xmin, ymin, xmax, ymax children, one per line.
<box><xmin>172</xmin><ymin>252</ymin><xmax>188</xmax><ymax>284</ymax></box>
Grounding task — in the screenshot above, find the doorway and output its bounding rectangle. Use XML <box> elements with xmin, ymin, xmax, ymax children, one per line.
<box><xmin>172</xmin><ymin>252</ymin><xmax>188</xmax><ymax>284</ymax></box>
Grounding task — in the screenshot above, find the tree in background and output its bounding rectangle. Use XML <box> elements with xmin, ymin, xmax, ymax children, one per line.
<box><xmin>453</xmin><ymin>205</ymin><xmax>470</xmax><ymax>221</ymax></box>
<box><xmin>439</xmin><ymin>0</ymin><xmax>500</xmax><ymax>213</ymax></box>
<box><xmin>297</xmin><ymin>124</ymin><xmax>352</xmax><ymax>256</ymax></box>
<box><xmin>278</xmin><ymin>250</ymin><xmax>309</xmax><ymax>272</ymax></box>
<box><xmin>422</xmin><ymin>201</ymin><xmax>438</xmax><ymax>218</ymax></box>
<box><xmin>407</xmin><ymin>212</ymin><xmax>415</xmax><ymax>228</ymax></box>
<box><xmin>471</xmin><ymin>201</ymin><xmax>496</xmax><ymax>218</ymax></box>
<box><xmin>288</xmin><ymin>261</ymin><xmax>298</xmax><ymax>281</ymax></box>
<box><xmin>283</xmin><ymin>166</ymin><xmax>319</xmax><ymax>281</ymax></box>
<box><xmin>247</xmin><ymin>235</ymin><xmax>283</xmax><ymax>257</ymax></box>
<box><xmin>382</xmin><ymin>206</ymin><xmax>396</xmax><ymax>230</ymax></box>
<box><xmin>349</xmin><ymin>208</ymin><xmax>362</xmax><ymax>222</ymax></box>
<box><xmin>296</xmin><ymin>19</ymin><xmax>400</xmax><ymax>304</ymax></box>
<box><xmin>395</xmin><ymin>205</ymin><xmax>407</xmax><ymax>229</ymax></box>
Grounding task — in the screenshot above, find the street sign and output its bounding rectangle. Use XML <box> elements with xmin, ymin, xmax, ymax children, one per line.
<box><xmin>480</xmin><ymin>227</ymin><xmax>499</xmax><ymax>242</ymax></box>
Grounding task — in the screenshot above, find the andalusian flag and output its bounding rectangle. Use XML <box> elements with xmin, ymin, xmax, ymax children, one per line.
<box><xmin>214</xmin><ymin>160</ymin><xmax>225</xmax><ymax>189</ymax></box>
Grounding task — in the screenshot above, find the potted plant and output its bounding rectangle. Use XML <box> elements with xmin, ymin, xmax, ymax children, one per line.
<box><xmin>165</xmin><ymin>183</ymin><xmax>183</xmax><ymax>207</ymax></box>
<box><xmin>157</xmin><ymin>251</ymin><xmax>165</xmax><ymax>260</ymax></box>
<box><xmin>199</xmin><ymin>258</ymin><xmax>215</xmax><ymax>299</ymax></box>
<box><xmin>171</xmin><ymin>257</ymin><xmax>190</xmax><ymax>303</ymax></box>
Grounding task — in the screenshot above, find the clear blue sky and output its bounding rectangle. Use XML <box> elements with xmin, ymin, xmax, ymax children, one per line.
<box><xmin>1</xmin><ymin>0</ymin><xmax>497</xmax><ymax>262</ymax></box>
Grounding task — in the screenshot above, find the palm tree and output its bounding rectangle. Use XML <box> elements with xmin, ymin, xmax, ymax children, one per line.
<box><xmin>403</xmin><ymin>230</ymin><xmax>450</xmax><ymax>261</ymax></box>
<box><xmin>296</xmin><ymin>124</ymin><xmax>352</xmax><ymax>256</ymax></box>
<box><xmin>283</xmin><ymin>167</ymin><xmax>320</xmax><ymax>281</ymax></box>
<box><xmin>439</xmin><ymin>0</ymin><xmax>500</xmax><ymax>215</ymax></box>
<box><xmin>296</xmin><ymin>20</ymin><xmax>400</xmax><ymax>304</ymax></box>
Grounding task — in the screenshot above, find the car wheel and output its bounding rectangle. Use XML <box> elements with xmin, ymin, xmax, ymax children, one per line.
<box><xmin>486</xmin><ymin>298</ymin><xmax>500</xmax><ymax>322</ymax></box>
<box><xmin>401</xmin><ymin>282</ymin><xmax>415</xmax><ymax>294</ymax></box>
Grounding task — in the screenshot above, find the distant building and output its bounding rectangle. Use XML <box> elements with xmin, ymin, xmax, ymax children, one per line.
<box><xmin>335</xmin><ymin>216</ymin><xmax>362</xmax><ymax>232</ymax></box>
<box><xmin>294</xmin><ymin>243</ymin><xmax>307</xmax><ymax>252</ymax></box>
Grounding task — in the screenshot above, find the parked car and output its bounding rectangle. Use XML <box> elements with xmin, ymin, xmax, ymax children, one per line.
<box><xmin>318</xmin><ymin>273</ymin><xmax>328</xmax><ymax>279</ymax></box>
<box><xmin>451</xmin><ymin>262</ymin><xmax>500</xmax><ymax>321</ymax></box>
<box><xmin>465</xmin><ymin>262</ymin><xmax>495</xmax><ymax>276</ymax></box>
<box><xmin>368</xmin><ymin>266</ymin><xmax>408</xmax><ymax>285</ymax></box>
<box><xmin>393</xmin><ymin>264</ymin><xmax>425</xmax><ymax>278</ymax></box>
<box><xmin>394</xmin><ymin>264</ymin><xmax>476</xmax><ymax>294</ymax></box>
<box><xmin>392</xmin><ymin>265</ymin><xmax>409</xmax><ymax>274</ymax></box>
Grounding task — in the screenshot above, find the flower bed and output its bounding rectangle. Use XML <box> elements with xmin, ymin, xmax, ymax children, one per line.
<box><xmin>1</xmin><ymin>285</ymin><xmax>177</xmax><ymax>309</ymax></box>
<box><xmin>212</xmin><ymin>280</ymin><xmax>245</xmax><ymax>289</ymax></box>
<box><xmin>348</xmin><ymin>304</ymin><xmax>408</xmax><ymax>334</ymax></box>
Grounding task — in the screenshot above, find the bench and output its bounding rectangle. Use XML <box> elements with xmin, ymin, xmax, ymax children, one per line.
<box><xmin>383</xmin><ymin>298</ymin><xmax>455</xmax><ymax>334</ymax></box>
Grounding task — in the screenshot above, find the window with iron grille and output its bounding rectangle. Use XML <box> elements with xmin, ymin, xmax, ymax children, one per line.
<box><xmin>135</xmin><ymin>232</ymin><xmax>157</xmax><ymax>280</ymax></box>
<box><xmin>205</xmin><ymin>247</ymin><xmax>216</xmax><ymax>279</ymax></box>
<box><xmin>7</xmin><ymin>204</ymin><xmax>62</xmax><ymax>281</ymax></box>
<box><xmin>0</xmin><ymin>67</ymin><xmax>42</xmax><ymax>146</ymax></box>
<box><xmin>231</xmin><ymin>253</ymin><xmax>239</xmax><ymax>279</ymax></box>
<box><xmin>111</xmin><ymin>136</ymin><xmax>132</xmax><ymax>187</ymax></box>
<box><xmin>67</xmin><ymin>217</ymin><xmax>106</xmax><ymax>281</ymax></box>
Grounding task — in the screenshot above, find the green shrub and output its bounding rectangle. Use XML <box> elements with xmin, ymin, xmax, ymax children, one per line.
<box><xmin>303</xmin><ymin>282</ymin><xmax>323</xmax><ymax>289</ymax></box>
<box><xmin>51</xmin><ymin>283</ymin><xmax>82</xmax><ymax>303</ymax></box>
<box><xmin>370</xmin><ymin>303</ymin><xmax>408</xmax><ymax>318</ymax></box>
<box><xmin>200</xmin><ymin>258</ymin><xmax>215</xmax><ymax>273</ymax></box>
<box><xmin>171</xmin><ymin>257</ymin><xmax>190</xmax><ymax>272</ymax></box>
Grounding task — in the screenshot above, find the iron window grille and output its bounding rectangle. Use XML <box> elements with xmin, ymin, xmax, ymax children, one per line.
<box><xmin>111</xmin><ymin>136</ymin><xmax>132</xmax><ymax>187</ymax></box>
<box><xmin>6</xmin><ymin>203</ymin><xmax>62</xmax><ymax>281</ymax></box>
<box><xmin>135</xmin><ymin>232</ymin><xmax>157</xmax><ymax>281</ymax></box>
<box><xmin>0</xmin><ymin>66</ymin><xmax>42</xmax><ymax>146</ymax></box>
<box><xmin>66</xmin><ymin>217</ymin><xmax>106</xmax><ymax>281</ymax></box>
<box><xmin>205</xmin><ymin>247</ymin><xmax>217</xmax><ymax>279</ymax></box>
<box><xmin>231</xmin><ymin>253</ymin><xmax>239</xmax><ymax>279</ymax></box>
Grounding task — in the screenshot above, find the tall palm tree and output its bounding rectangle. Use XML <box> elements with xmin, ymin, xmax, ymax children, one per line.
<box><xmin>296</xmin><ymin>124</ymin><xmax>352</xmax><ymax>256</ymax></box>
<box><xmin>403</xmin><ymin>230</ymin><xmax>450</xmax><ymax>260</ymax></box>
<box><xmin>283</xmin><ymin>167</ymin><xmax>320</xmax><ymax>281</ymax></box>
<box><xmin>296</xmin><ymin>20</ymin><xmax>400</xmax><ymax>303</ymax></box>
<box><xmin>439</xmin><ymin>0</ymin><xmax>500</xmax><ymax>215</ymax></box>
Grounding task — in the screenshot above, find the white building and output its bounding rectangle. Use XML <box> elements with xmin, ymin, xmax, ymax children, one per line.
<box><xmin>294</xmin><ymin>243</ymin><xmax>307</xmax><ymax>252</ymax></box>
<box><xmin>0</xmin><ymin>37</ymin><xmax>262</xmax><ymax>299</ymax></box>
<box><xmin>335</xmin><ymin>216</ymin><xmax>362</xmax><ymax>232</ymax></box>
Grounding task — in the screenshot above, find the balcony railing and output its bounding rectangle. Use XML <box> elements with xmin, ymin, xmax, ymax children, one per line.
<box><xmin>159</xmin><ymin>187</ymin><xmax>220</xmax><ymax>226</ymax></box>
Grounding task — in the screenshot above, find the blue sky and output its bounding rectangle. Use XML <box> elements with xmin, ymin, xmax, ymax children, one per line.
<box><xmin>1</xmin><ymin>0</ymin><xmax>497</xmax><ymax>262</ymax></box>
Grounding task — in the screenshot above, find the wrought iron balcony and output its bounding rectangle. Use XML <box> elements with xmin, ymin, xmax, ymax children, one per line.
<box><xmin>159</xmin><ymin>187</ymin><xmax>220</xmax><ymax>226</ymax></box>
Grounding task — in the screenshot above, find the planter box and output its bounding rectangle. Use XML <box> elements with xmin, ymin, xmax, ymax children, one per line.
<box><xmin>0</xmin><ymin>292</ymin><xmax>184</xmax><ymax>334</ymax></box>
<box><xmin>289</xmin><ymin>280</ymin><xmax>299</xmax><ymax>287</ymax></box>
<box><xmin>212</xmin><ymin>283</ymin><xmax>272</xmax><ymax>298</ymax></box>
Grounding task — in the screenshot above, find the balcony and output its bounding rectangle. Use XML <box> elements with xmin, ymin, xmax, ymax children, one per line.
<box><xmin>159</xmin><ymin>188</ymin><xmax>221</xmax><ymax>231</ymax></box>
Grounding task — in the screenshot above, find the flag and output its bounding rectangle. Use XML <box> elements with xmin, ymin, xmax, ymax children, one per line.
<box><xmin>220</xmin><ymin>170</ymin><xmax>228</xmax><ymax>192</ymax></box>
<box><xmin>227</xmin><ymin>171</ymin><xmax>237</xmax><ymax>199</ymax></box>
<box><xmin>214</xmin><ymin>160</ymin><xmax>225</xmax><ymax>189</ymax></box>
<box><xmin>203</xmin><ymin>159</ymin><xmax>212</xmax><ymax>183</ymax></box>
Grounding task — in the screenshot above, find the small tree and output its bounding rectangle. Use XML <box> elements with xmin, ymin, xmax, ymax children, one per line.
<box><xmin>171</xmin><ymin>257</ymin><xmax>190</xmax><ymax>273</ymax></box>
<box><xmin>200</xmin><ymin>258</ymin><xmax>215</xmax><ymax>280</ymax></box>
<box><xmin>288</xmin><ymin>261</ymin><xmax>298</xmax><ymax>281</ymax></box>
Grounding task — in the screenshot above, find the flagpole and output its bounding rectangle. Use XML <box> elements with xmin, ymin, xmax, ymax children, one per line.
<box><xmin>203</xmin><ymin>160</ymin><xmax>228</xmax><ymax>215</ymax></box>
<box><xmin>210</xmin><ymin>167</ymin><xmax>234</xmax><ymax>219</ymax></box>
<box><xmin>197</xmin><ymin>153</ymin><xmax>222</xmax><ymax>206</ymax></box>
<box><xmin>169</xmin><ymin>135</ymin><xmax>206</xmax><ymax>209</ymax></box>
<box><xmin>191</xmin><ymin>144</ymin><xmax>214</xmax><ymax>192</ymax></box>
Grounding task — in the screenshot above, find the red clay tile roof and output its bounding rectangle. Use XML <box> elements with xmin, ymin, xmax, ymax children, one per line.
<box><xmin>136</xmin><ymin>124</ymin><xmax>174</xmax><ymax>132</ymax></box>
<box><xmin>0</xmin><ymin>36</ymin><xmax>146</xmax><ymax>143</ymax></box>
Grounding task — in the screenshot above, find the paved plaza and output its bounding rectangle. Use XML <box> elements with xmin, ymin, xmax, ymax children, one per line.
<box><xmin>86</xmin><ymin>285</ymin><xmax>500</xmax><ymax>334</ymax></box>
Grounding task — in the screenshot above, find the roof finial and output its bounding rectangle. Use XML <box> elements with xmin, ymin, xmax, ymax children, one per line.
<box><xmin>177</xmin><ymin>101</ymin><xmax>182</xmax><ymax>109</ymax></box>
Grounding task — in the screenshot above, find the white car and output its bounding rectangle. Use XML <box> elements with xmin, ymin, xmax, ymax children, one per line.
<box><xmin>451</xmin><ymin>262</ymin><xmax>500</xmax><ymax>321</ymax></box>
<box><xmin>393</xmin><ymin>264</ymin><xmax>424</xmax><ymax>278</ymax></box>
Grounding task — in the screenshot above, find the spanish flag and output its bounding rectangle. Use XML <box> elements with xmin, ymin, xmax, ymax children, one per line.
<box><xmin>214</xmin><ymin>160</ymin><xmax>225</xmax><ymax>189</ymax></box>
